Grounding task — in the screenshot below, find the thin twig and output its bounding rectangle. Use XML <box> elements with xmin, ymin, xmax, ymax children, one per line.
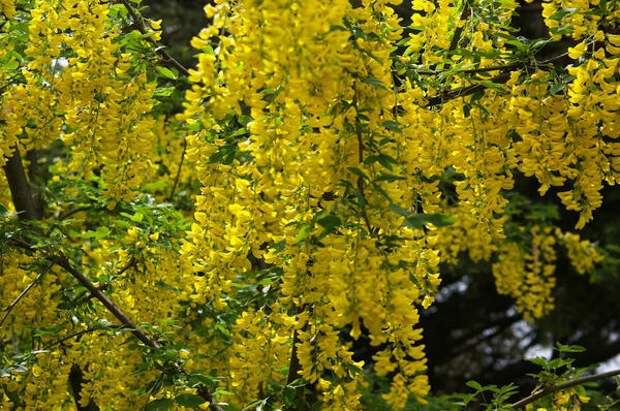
<box><xmin>42</xmin><ymin>325</ymin><xmax>122</xmax><ymax>351</ymax></box>
<box><xmin>57</xmin><ymin>206</ymin><xmax>91</xmax><ymax>221</ymax></box>
<box><xmin>0</xmin><ymin>263</ymin><xmax>53</xmax><ymax>329</ymax></box>
<box><xmin>117</xmin><ymin>0</ymin><xmax>189</xmax><ymax>76</ymax></box>
<box><xmin>417</xmin><ymin>62</ymin><xmax>519</xmax><ymax>76</ymax></box>
<box><xmin>167</xmin><ymin>138</ymin><xmax>187</xmax><ymax>201</ymax></box>
<box><xmin>116</xmin><ymin>256</ymin><xmax>137</xmax><ymax>277</ymax></box>
<box><xmin>510</xmin><ymin>368</ymin><xmax>620</xmax><ymax>408</ymax></box>
<box><xmin>352</xmin><ymin>91</ymin><xmax>375</xmax><ymax>235</ymax></box>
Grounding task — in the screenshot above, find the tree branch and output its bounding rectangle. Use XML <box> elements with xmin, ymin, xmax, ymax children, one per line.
<box><xmin>424</xmin><ymin>50</ymin><xmax>570</xmax><ymax>107</ymax></box>
<box><xmin>71</xmin><ymin>257</ymin><xmax>135</xmax><ymax>306</ymax></box>
<box><xmin>510</xmin><ymin>368</ymin><xmax>620</xmax><ymax>409</ymax></box>
<box><xmin>47</xmin><ymin>251</ymin><xmax>162</xmax><ymax>348</ymax></box>
<box><xmin>286</xmin><ymin>329</ymin><xmax>301</xmax><ymax>385</ymax></box>
<box><xmin>283</xmin><ymin>306</ymin><xmax>314</xmax><ymax>411</ymax></box>
<box><xmin>2</xmin><ymin>148</ymin><xmax>41</xmax><ymax>220</ymax></box>
<box><xmin>69</xmin><ymin>364</ymin><xmax>99</xmax><ymax>411</ymax></box>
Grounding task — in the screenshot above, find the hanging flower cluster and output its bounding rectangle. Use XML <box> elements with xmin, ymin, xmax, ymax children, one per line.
<box><xmin>182</xmin><ymin>0</ymin><xmax>614</xmax><ymax>407</ymax></box>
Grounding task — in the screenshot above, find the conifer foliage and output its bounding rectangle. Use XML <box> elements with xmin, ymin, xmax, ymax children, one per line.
<box><xmin>0</xmin><ymin>0</ymin><xmax>618</xmax><ymax>409</ymax></box>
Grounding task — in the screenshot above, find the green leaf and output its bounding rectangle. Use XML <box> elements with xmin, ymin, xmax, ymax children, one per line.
<box><xmin>152</xmin><ymin>87</ymin><xmax>175</xmax><ymax>97</ymax></box>
<box><xmin>109</xmin><ymin>3</ymin><xmax>129</xmax><ymax>18</ymax></box>
<box><xmin>404</xmin><ymin>213</ymin><xmax>456</xmax><ymax>229</ymax></box>
<box><xmin>261</xmin><ymin>86</ymin><xmax>281</xmax><ymax>95</ymax></box>
<box><xmin>364</xmin><ymin>154</ymin><xmax>397</xmax><ymax>171</ymax></box>
<box><xmin>242</xmin><ymin>399</ymin><xmax>269</xmax><ymax>411</ymax></box>
<box><xmin>389</xmin><ymin>204</ymin><xmax>410</xmax><ymax>217</ymax></box>
<box><xmin>476</xmin><ymin>80</ymin><xmax>505</xmax><ymax>93</ymax></box>
<box><xmin>526</xmin><ymin>357</ymin><xmax>548</xmax><ymax>367</ymax></box>
<box><xmin>556</xmin><ymin>343</ymin><xmax>586</xmax><ymax>353</ymax></box>
<box><xmin>364</xmin><ymin>77</ymin><xmax>387</xmax><ymax>90</ymax></box>
<box><xmin>377</xmin><ymin>154</ymin><xmax>397</xmax><ymax>170</ymax></box>
<box><xmin>129</xmin><ymin>212</ymin><xmax>144</xmax><ymax>223</ymax></box>
<box><xmin>549</xmin><ymin>25</ymin><xmax>574</xmax><ymax>36</ymax></box>
<box><xmin>144</xmin><ymin>398</ymin><xmax>174</xmax><ymax>411</ymax></box>
<box><xmin>317</xmin><ymin>214</ymin><xmax>341</xmax><ymax>233</ymax></box>
<box><xmin>156</xmin><ymin>66</ymin><xmax>177</xmax><ymax>80</ymax></box>
<box><xmin>549</xmin><ymin>7</ymin><xmax>577</xmax><ymax>20</ymax></box>
<box><xmin>174</xmin><ymin>393</ymin><xmax>206</xmax><ymax>407</ymax></box>
<box><xmin>33</xmin><ymin>325</ymin><xmax>65</xmax><ymax>337</ymax></box>
<box><xmin>142</xmin><ymin>181</ymin><xmax>168</xmax><ymax>191</ymax></box>
<box><xmin>347</xmin><ymin>167</ymin><xmax>368</xmax><ymax>181</ymax></box>
<box><xmin>382</xmin><ymin>120</ymin><xmax>403</xmax><ymax>135</ymax></box>
<box><xmin>548</xmin><ymin>82</ymin><xmax>565</xmax><ymax>95</ymax></box>
<box><xmin>362</xmin><ymin>49</ymin><xmax>384</xmax><ymax>64</ymax></box>
<box><xmin>82</xmin><ymin>226</ymin><xmax>111</xmax><ymax>240</ymax></box>
<box><xmin>548</xmin><ymin>358</ymin><xmax>572</xmax><ymax>369</ymax></box>
<box><xmin>0</xmin><ymin>60</ymin><xmax>19</xmax><ymax>70</ymax></box>
<box><xmin>230</xmin><ymin>128</ymin><xmax>248</xmax><ymax>138</ymax></box>
<box><xmin>187</xmin><ymin>373</ymin><xmax>218</xmax><ymax>387</ymax></box>
<box><xmin>466</xmin><ymin>380</ymin><xmax>483</xmax><ymax>391</ymax></box>
<box><xmin>496</xmin><ymin>0</ymin><xmax>518</xmax><ymax>6</ymax></box>
<box><xmin>463</xmin><ymin>103</ymin><xmax>471</xmax><ymax>118</ymax></box>
<box><xmin>295</xmin><ymin>224</ymin><xmax>312</xmax><ymax>243</ymax></box>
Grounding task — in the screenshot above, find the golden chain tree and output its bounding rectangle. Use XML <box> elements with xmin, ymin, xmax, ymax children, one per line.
<box><xmin>0</xmin><ymin>0</ymin><xmax>618</xmax><ymax>409</ymax></box>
